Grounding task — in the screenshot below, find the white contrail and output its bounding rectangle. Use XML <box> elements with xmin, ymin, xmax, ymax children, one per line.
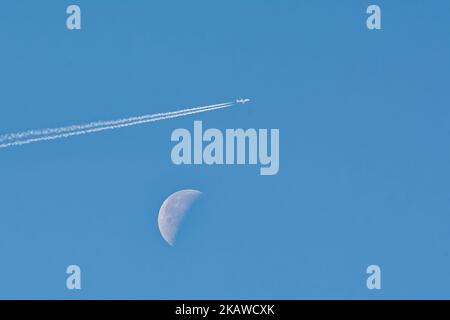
<box><xmin>0</xmin><ymin>102</ymin><xmax>232</xmax><ymax>143</ymax></box>
<box><xmin>0</xmin><ymin>102</ymin><xmax>235</xmax><ymax>149</ymax></box>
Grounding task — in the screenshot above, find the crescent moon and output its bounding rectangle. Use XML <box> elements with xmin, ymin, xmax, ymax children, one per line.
<box><xmin>158</xmin><ymin>189</ymin><xmax>202</xmax><ymax>246</ymax></box>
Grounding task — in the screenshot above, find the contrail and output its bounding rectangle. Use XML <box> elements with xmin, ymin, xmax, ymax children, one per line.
<box><xmin>0</xmin><ymin>102</ymin><xmax>232</xmax><ymax>143</ymax></box>
<box><xmin>0</xmin><ymin>102</ymin><xmax>235</xmax><ymax>149</ymax></box>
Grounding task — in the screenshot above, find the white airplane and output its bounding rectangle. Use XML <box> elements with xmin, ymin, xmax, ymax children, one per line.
<box><xmin>236</xmin><ymin>97</ymin><xmax>251</xmax><ymax>104</ymax></box>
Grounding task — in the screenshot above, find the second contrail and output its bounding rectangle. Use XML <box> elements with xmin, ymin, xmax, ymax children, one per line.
<box><xmin>0</xmin><ymin>101</ymin><xmax>236</xmax><ymax>149</ymax></box>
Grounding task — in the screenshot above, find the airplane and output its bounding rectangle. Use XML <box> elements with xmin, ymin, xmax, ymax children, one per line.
<box><xmin>236</xmin><ymin>97</ymin><xmax>251</xmax><ymax>104</ymax></box>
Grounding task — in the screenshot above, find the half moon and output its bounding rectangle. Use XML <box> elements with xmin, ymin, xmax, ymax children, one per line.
<box><xmin>158</xmin><ymin>189</ymin><xmax>202</xmax><ymax>246</ymax></box>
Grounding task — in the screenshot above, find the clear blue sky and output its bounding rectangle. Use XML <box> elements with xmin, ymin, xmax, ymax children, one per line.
<box><xmin>0</xmin><ymin>0</ymin><xmax>449</xmax><ymax>299</ymax></box>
